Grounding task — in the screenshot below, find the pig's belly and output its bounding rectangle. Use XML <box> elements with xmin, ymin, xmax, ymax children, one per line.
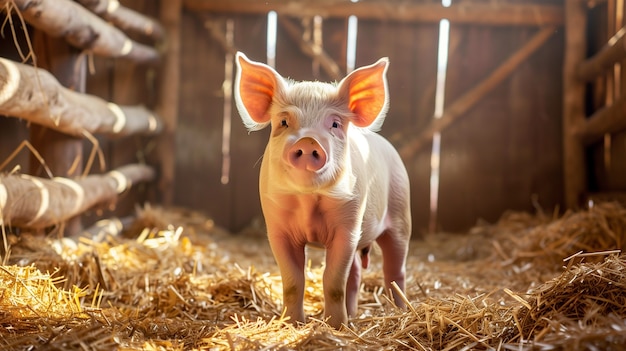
<box><xmin>313</xmin><ymin>205</ymin><xmax>387</xmax><ymax>249</ymax></box>
<box><xmin>263</xmin><ymin>191</ymin><xmax>388</xmax><ymax>249</ymax></box>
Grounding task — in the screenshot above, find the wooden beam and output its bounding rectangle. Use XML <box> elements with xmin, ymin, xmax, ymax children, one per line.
<box><xmin>75</xmin><ymin>0</ymin><xmax>166</xmax><ymax>42</ymax></box>
<box><xmin>577</xmin><ymin>27</ymin><xmax>626</xmax><ymax>82</ymax></box>
<box><xmin>154</xmin><ymin>0</ymin><xmax>182</xmax><ymax>206</ymax></box>
<box><xmin>398</xmin><ymin>26</ymin><xmax>556</xmax><ymax>158</ymax></box>
<box><xmin>1</xmin><ymin>0</ymin><xmax>160</xmax><ymax>64</ymax></box>
<box><xmin>562</xmin><ymin>0</ymin><xmax>588</xmax><ymax>209</ymax></box>
<box><xmin>0</xmin><ymin>58</ymin><xmax>163</xmax><ymax>138</ymax></box>
<box><xmin>0</xmin><ymin>164</ymin><xmax>155</xmax><ymax>229</ymax></box>
<box><xmin>574</xmin><ymin>94</ymin><xmax>626</xmax><ymax>145</ymax></box>
<box><xmin>202</xmin><ymin>18</ymin><xmax>238</xmax><ymax>55</ymax></box>
<box><xmin>184</xmin><ymin>0</ymin><xmax>563</xmax><ymax>26</ymax></box>
<box><xmin>278</xmin><ymin>17</ymin><xmax>342</xmax><ymax>80</ymax></box>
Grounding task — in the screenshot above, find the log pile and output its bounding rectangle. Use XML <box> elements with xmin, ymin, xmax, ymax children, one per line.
<box><xmin>0</xmin><ymin>0</ymin><xmax>164</xmax><ymax>232</ymax></box>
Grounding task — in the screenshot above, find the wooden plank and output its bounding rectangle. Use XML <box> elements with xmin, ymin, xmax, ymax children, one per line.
<box><xmin>184</xmin><ymin>0</ymin><xmax>563</xmax><ymax>27</ymax></box>
<box><xmin>0</xmin><ymin>58</ymin><xmax>162</xmax><ymax>138</ymax></box>
<box><xmin>574</xmin><ymin>93</ymin><xmax>626</xmax><ymax>145</ymax></box>
<box><xmin>229</xmin><ymin>16</ymin><xmax>270</xmax><ymax>232</ymax></box>
<box><xmin>562</xmin><ymin>0</ymin><xmax>588</xmax><ymax>209</ymax></box>
<box><xmin>563</xmin><ymin>0</ymin><xmax>587</xmax><ymax>208</ymax></box>
<box><xmin>577</xmin><ymin>26</ymin><xmax>626</xmax><ymax>82</ymax></box>
<box><xmin>1</xmin><ymin>0</ymin><xmax>159</xmax><ymax>64</ymax></box>
<box><xmin>173</xmin><ymin>13</ymin><xmax>232</xmax><ymax>230</ymax></box>
<box><xmin>437</xmin><ymin>25</ymin><xmax>564</xmax><ymax>232</ymax></box>
<box><xmin>590</xmin><ymin>130</ymin><xmax>626</xmax><ymax>191</ymax></box>
<box><xmin>399</xmin><ymin>26</ymin><xmax>556</xmax><ymax>158</ymax></box>
<box><xmin>278</xmin><ymin>16</ymin><xmax>342</xmax><ymax>81</ymax></box>
<box><xmin>154</xmin><ymin>0</ymin><xmax>182</xmax><ymax>206</ymax></box>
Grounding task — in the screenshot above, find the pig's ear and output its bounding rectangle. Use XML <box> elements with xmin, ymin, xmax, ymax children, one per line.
<box><xmin>338</xmin><ymin>57</ymin><xmax>389</xmax><ymax>131</ymax></box>
<box><xmin>234</xmin><ymin>52</ymin><xmax>283</xmax><ymax>131</ymax></box>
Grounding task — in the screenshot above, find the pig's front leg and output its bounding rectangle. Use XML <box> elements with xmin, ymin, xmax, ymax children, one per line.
<box><xmin>267</xmin><ymin>233</ymin><xmax>306</xmax><ymax>325</ymax></box>
<box><xmin>346</xmin><ymin>252</ymin><xmax>363</xmax><ymax>318</ymax></box>
<box><xmin>323</xmin><ymin>236</ymin><xmax>358</xmax><ymax>329</ymax></box>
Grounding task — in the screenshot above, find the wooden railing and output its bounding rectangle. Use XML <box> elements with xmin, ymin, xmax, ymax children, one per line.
<box><xmin>563</xmin><ymin>0</ymin><xmax>626</xmax><ymax>207</ymax></box>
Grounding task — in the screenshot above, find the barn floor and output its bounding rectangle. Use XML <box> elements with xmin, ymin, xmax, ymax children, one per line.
<box><xmin>1</xmin><ymin>202</ymin><xmax>625</xmax><ymax>350</ymax></box>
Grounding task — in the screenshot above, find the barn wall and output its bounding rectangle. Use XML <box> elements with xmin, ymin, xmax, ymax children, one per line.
<box><xmin>0</xmin><ymin>1</ymin><xmax>574</xmax><ymax>236</ymax></box>
<box><xmin>170</xmin><ymin>10</ymin><xmax>439</xmax><ymax>234</ymax></box>
<box><xmin>172</xmin><ymin>6</ymin><xmax>565</xmax><ymax>235</ymax></box>
<box><xmin>438</xmin><ymin>26</ymin><xmax>564</xmax><ymax>231</ymax></box>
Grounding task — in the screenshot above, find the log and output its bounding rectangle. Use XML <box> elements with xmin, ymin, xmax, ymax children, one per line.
<box><xmin>184</xmin><ymin>0</ymin><xmax>563</xmax><ymax>27</ymax></box>
<box><xmin>577</xmin><ymin>27</ymin><xmax>626</xmax><ymax>82</ymax></box>
<box><xmin>562</xmin><ymin>0</ymin><xmax>588</xmax><ymax>208</ymax></box>
<box><xmin>75</xmin><ymin>0</ymin><xmax>165</xmax><ymax>42</ymax></box>
<box><xmin>398</xmin><ymin>26</ymin><xmax>556</xmax><ymax>158</ymax></box>
<box><xmin>574</xmin><ymin>94</ymin><xmax>626</xmax><ymax>145</ymax></box>
<box><xmin>0</xmin><ymin>164</ymin><xmax>155</xmax><ymax>229</ymax></box>
<box><xmin>0</xmin><ymin>57</ymin><xmax>162</xmax><ymax>138</ymax></box>
<box><xmin>0</xmin><ymin>0</ymin><xmax>160</xmax><ymax>64</ymax></box>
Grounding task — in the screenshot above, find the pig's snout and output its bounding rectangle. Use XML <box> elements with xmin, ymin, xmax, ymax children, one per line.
<box><xmin>288</xmin><ymin>137</ymin><xmax>327</xmax><ymax>172</ymax></box>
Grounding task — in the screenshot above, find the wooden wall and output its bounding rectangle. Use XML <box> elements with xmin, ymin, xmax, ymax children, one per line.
<box><xmin>172</xmin><ymin>3</ymin><xmax>565</xmax><ymax>235</ymax></box>
<box><xmin>11</xmin><ymin>0</ymin><xmax>620</xmax><ymax>236</ymax></box>
<box><xmin>438</xmin><ymin>26</ymin><xmax>564</xmax><ymax>231</ymax></box>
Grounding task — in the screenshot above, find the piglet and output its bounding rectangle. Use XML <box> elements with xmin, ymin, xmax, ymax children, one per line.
<box><xmin>234</xmin><ymin>52</ymin><xmax>411</xmax><ymax>329</ymax></box>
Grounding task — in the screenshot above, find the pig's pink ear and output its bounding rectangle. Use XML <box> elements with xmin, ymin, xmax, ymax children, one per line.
<box><xmin>338</xmin><ymin>58</ymin><xmax>389</xmax><ymax>130</ymax></box>
<box><xmin>234</xmin><ymin>52</ymin><xmax>282</xmax><ymax>131</ymax></box>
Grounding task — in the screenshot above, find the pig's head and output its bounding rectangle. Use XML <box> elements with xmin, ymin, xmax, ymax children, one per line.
<box><xmin>234</xmin><ymin>52</ymin><xmax>389</xmax><ymax>193</ymax></box>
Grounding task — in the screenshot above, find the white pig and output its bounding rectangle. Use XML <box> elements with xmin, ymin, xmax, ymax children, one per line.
<box><xmin>234</xmin><ymin>52</ymin><xmax>411</xmax><ymax>329</ymax></box>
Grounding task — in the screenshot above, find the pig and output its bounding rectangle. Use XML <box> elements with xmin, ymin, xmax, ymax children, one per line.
<box><xmin>233</xmin><ymin>52</ymin><xmax>411</xmax><ymax>329</ymax></box>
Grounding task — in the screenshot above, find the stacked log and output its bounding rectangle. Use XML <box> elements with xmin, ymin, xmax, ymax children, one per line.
<box><xmin>0</xmin><ymin>0</ymin><xmax>165</xmax><ymax>233</ymax></box>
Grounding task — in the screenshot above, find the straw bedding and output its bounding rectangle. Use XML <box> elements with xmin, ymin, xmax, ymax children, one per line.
<box><xmin>1</xmin><ymin>202</ymin><xmax>625</xmax><ymax>350</ymax></box>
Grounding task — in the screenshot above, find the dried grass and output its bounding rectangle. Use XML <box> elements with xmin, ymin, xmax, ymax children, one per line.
<box><xmin>1</xmin><ymin>202</ymin><xmax>625</xmax><ymax>350</ymax></box>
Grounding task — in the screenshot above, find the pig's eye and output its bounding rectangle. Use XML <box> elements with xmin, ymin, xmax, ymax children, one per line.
<box><xmin>281</xmin><ymin>119</ymin><xmax>288</xmax><ymax>127</ymax></box>
<box><xmin>331</xmin><ymin>121</ymin><xmax>340</xmax><ymax>128</ymax></box>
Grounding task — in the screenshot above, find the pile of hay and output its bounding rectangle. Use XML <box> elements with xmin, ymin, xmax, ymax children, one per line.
<box><xmin>1</xmin><ymin>202</ymin><xmax>625</xmax><ymax>350</ymax></box>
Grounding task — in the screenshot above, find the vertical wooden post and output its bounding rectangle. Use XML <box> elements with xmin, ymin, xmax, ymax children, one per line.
<box><xmin>30</xmin><ymin>33</ymin><xmax>86</xmax><ymax>236</ymax></box>
<box><xmin>155</xmin><ymin>0</ymin><xmax>181</xmax><ymax>206</ymax></box>
<box><xmin>563</xmin><ymin>0</ymin><xmax>588</xmax><ymax>208</ymax></box>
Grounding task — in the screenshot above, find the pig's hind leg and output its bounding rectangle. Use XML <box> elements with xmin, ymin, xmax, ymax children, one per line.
<box><xmin>376</xmin><ymin>228</ymin><xmax>409</xmax><ymax>309</ymax></box>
